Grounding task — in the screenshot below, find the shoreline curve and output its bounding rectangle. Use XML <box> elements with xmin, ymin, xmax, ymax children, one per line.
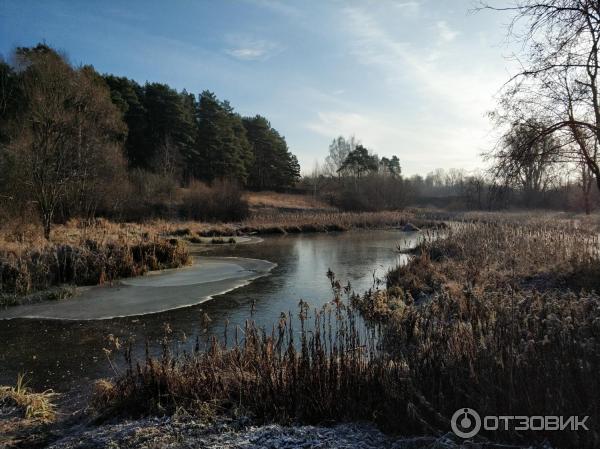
<box><xmin>0</xmin><ymin>256</ymin><xmax>277</xmax><ymax>321</ymax></box>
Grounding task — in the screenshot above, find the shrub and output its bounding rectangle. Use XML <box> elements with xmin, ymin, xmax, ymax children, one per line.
<box><xmin>180</xmin><ymin>179</ymin><xmax>249</xmax><ymax>222</ymax></box>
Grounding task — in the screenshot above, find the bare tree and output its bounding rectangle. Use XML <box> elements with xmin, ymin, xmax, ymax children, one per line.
<box><xmin>464</xmin><ymin>173</ymin><xmax>488</xmax><ymax>209</ymax></box>
<box><xmin>578</xmin><ymin>145</ymin><xmax>597</xmax><ymax>214</ymax></box>
<box><xmin>3</xmin><ymin>45</ymin><xmax>126</xmax><ymax>238</ymax></box>
<box><xmin>489</xmin><ymin>119</ymin><xmax>560</xmax><ymax>205</ymax></box>
<box><xmin>324</xmin><ymin>135</ymin><xmax>358</xmax><ymax>177</ymax></box>
<box><xmin>483</xmin><ymin>0</ymin><xmax>600</xmax><ymax>191</ymax></box>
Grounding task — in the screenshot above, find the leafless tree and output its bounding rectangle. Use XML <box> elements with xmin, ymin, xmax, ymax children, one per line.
<box><xmin>324</xmin><ymin>135</ymin><xmax>358</xmax><ymax>177</ymax></box>
<box><xmin>483</xmin><ymin>0</ymin><xmax>600</xmax><ymax>192</ymax></box>
<box><xmin>489</xmin><ymin>119</ymin><xmax>561</xmax><ymax>205</ymax></box>
<box><xmin>3</xmin><ymin>46</ymin><xmax>126</xmax><ymax>238</ymax></box>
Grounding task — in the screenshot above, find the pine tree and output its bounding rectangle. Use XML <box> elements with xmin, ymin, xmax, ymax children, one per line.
<box><xmin>243</xmin><ymin>115</ymin><xmax>299</xmax><ymax>190</ymax></box>
<box><xmin>195</xmin><ymin>91</ymin><xmax>252</xmax><ymax>184</ymax></box>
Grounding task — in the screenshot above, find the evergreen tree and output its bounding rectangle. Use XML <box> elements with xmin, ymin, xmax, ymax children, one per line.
<box><xmin>243</xmin><ymin>115</ymin><xmax>300</xmax><ymax>190</ymax></box>
<box><xmin>195</xmin><ymin>91</ymin><xmax>252</xmax><ymax>184</ymax></box>
<box><xmin>103</xmin><ymin>76</ymin><xmax>147</xmax><ymax>168</ymax></box>
<box><xmin>143</xmin><ymin>83</ymin><xmax>196</xmax><ymax>177</ymax></box>
<box><xmin>338</xmin><ymin>145</ymin><xmax>379</xmax><ymax>179</ymax></box>
<box><xmin>380</xmin><ymin>155</ymin><xmax>401</xmax><ymax>177</ymax></box>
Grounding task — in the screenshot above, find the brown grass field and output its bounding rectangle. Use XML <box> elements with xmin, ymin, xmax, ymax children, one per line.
<box><xmin>245</xmin><ymin>191</ymin><xmax>333</xmax><ymax>211</ymax></box>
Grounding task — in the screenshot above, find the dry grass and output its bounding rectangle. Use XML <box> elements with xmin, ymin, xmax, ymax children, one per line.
<box><xmin>161</xmin><ymin>210</ymin><xmax>442</xmax><ymax>239</ymax></box>
<box><xmin>245</xmin><ymin>191</ymin><xmax>333</xmax><ymax>211</ymax></box>
<box><xmin>95</xmin><ymin>272</ymin><xmax>600</xmax><ymax>448</ymax></box>
<box><xmin>0</xmin><ymin>374</ymin><xmax>57</xmax><ymax>422</ymax></box>
<box><xmin>354</xmin><ymin>215</ymin><xmax>600</xmax><ymax>446</ymax></box>
<box><xmin>92</xmin><ymin>293</ymin><xmax>432</xmax><ymax>435</ymax></box>
<box><xmin>93</xmin><ymin>213</ymin><xmax>600</xmax><ymax>448</ymax></box>
<box><xmin>1</xmin><ymin>210</ymin><xmax>436</xmax><ymax>248</ymax></box>
<box><xmin>385</xmin><ymin>221</ymin><xmax>600</xmax><ymax>300</ymax></box>
<box><xmin>410</xmin><ymin>207</ymin><xmax>600</xmax><ymax>232</ymax></box>
<box><xmin>0</xmin><ymin>219</ymin><xmax>190</xmax><ymax>306</ymax></box>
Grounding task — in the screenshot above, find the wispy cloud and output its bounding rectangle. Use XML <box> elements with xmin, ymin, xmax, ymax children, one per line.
<box><xmin>393</xmin><ymin>1</ymin><xmax>421</xmax><ymax>17</ymax></box>
<box><xmin>225</xmin><ymin>36</ymin><xmax>283</xmax><ymax>61</ymax></box>
<box><xmin>300</xmin><ymin>6</ymin><xmax>508</xmax><ymax>173</ymax></box>
<box><xmin>241</xmin><ymin>0</ymin><xmax>302</xmax><ymax>17</ymax></box>
<box><xmin>436</xmin><ymin>20</ymin><xmax>458</xmax><ymax>42</ymax></box>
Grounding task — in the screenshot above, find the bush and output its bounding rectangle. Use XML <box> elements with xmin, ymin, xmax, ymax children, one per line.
<box><xmin>180</xmin><ymin>179</ymin><xmax>249</xmax><ymax>222</ymax></box>
<box><xmin>327</xmin><ymin>176</ymin><xmax>409</xmax><ymax>212</ymax></box>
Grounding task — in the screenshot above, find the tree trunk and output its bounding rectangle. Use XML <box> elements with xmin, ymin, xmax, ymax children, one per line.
<box><xmin>43</xmin><ymin>218</ymin><xmax>51</xmax><ymax>240</ymax></box>
<box><xmin>42</xmin><ymin>207</ymin><xmax>53</xmax><ymax>240</ymax></box>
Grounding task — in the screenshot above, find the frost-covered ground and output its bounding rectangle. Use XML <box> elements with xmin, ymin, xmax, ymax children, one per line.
<box><xmin>44</xmin><ymin>417</ymin><xmax>540</xmax><ymax>449</ymax></box>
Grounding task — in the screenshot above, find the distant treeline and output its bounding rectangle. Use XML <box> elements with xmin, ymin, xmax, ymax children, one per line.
<box><xmin>0</xmin><ymin>44</ymin><xmax>300</xmax><ymax>236</ymax></box>
<box><xmin>303</xmin><ymin>136</ymin><xmax>599</xmax><ymax>213</ymax></box>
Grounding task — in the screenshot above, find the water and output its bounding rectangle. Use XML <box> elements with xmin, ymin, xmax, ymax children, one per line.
<box><xmin>0</xmin><ymin>257</ymin><xmax>276</xmax><ymax>320</ymax></box>
<box><xmin>0</xmin><ymin>230</ymin><xmax>419</xmax><ymax>393</ymax></box>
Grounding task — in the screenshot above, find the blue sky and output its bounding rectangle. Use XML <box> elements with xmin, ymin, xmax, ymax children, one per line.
<box><xmin>0</xmin><ymin>0</ymin><xmax>515</xmax><ymax>175</ymax></box>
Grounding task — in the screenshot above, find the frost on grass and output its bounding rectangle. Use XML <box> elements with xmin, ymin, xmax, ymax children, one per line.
<box><xmin>46</xmin><ymin>417</ymin><xmax>473</xmax><ymax>449</ymax></box>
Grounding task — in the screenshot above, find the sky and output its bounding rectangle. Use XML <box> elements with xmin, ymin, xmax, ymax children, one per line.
<box><xmin>0</xmin><ymin>0</ymin><xmax>517</xmax><ymax>175</ymax></box>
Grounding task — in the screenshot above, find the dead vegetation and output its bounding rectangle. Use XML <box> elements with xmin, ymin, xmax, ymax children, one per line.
<box><xmin>163</xmin><ymin>210</ymin><xmax>441</xmax><ymax>239</ymax></box>
<box><xmin>245</xmin><ymin>191</ymin><xmax>333</xmax><ymax>211</ymax></box>
<box><xmin>386</xmin><ymin>221</ymin><xmax>600</xmax><ymax>298</ymax></box>
<box><xmin>0</xmin><ymin>219</ymin><xmax>190</xmax><ymax>307</ymax></box>
<box><xmin>93</xmin><ymin>213</ymin><xmax>600</xmax><ymax>448</ymax></box>
<box><xmin>0</xmin><ymin>374</ymin><xmax>57</xmax><ymax>422</ymax></box>
<box><xmin>0</xmin><ymin>374</ymin><xmax>59</xmax><ymax>449</ymax></box>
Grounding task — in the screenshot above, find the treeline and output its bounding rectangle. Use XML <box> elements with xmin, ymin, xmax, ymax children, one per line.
<box><xmin>103</xmin><ymin>77</ymin><xmax>299</xmax><ymax>188</ymax></box>
<box><xmin>304</xmin><ymin>135</ymin><xmax>598</xmax><ymax>213</ymax></box>
<box><xmin>301</xmin><ymin>136</ymin><xmax>409</xmax><ymax>211</ymax></box>
<box><xmin>405</xmin><ymin>168</ymin><xmax>598</xmax><ymax>212</ymax></box>
<box><xmin>0</xmin><ymin>44</ymin><xmax>300</xmax><ymax>237</ymax></box>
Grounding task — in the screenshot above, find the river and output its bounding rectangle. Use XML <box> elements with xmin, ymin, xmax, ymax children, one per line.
<box><xmin>0</xmin><ymin>230</ymin><xmax>420</xmax><ymax>394</ymax></box>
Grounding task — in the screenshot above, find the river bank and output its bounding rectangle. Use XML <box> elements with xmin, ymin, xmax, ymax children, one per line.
<box><xmin>0</xmin><ymin>256</ymin><xmax>276</xmax><ymax>320</ymax></box>
<box><xmin>0</xmin><ymin>228</ymin><xmax>427</xmax><ymax>448</ymax></box>
<box><xmin>76</xmin><ymin>216</ymin><xmax>600</xmax><ymax>448</ymax></box>
<box><xmin>0</xmin><ymin>210</ymin><xmax>437</xmax><ymax>309</ymax></box>
<box><xmin>4</xmin><ymin>212</ymin><xmax>596</xmax><ymax>448</ymax></box>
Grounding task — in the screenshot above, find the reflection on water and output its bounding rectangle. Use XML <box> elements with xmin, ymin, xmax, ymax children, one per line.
<box><xmin>0</xmin><ymin>230</ymin><xmax>419</xmax><ymax>393</ymax></box>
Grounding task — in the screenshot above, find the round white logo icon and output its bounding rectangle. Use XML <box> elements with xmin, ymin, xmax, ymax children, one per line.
<box><xmin>451</xmin><ymin>408</ymin><xmax>481</xmax><ymax>439</ymax></box>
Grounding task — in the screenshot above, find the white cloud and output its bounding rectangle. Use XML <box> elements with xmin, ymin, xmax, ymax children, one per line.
<box><xmin>303</xmin><ymin>6</ymin><xmax>507</xmax><ymax>172</ymax></box>
<box><xmin>225</xmin><ymin>37</ymin><xmax>282</xmax><ymax>61</ymax></box>
<box><xmin>436</xmin><ymin>20</ymin><xmax>459</xmax><ymax>42</ymax></box>
<box><xmin>343</xmin><ymin>6</ymin><xmax>499</xmax><ymax>118</ymax></box>
<box><xmin>393</xmin><ymin>1</ymin><xmax>421</xmax><ymax>16</ymax></box>
<box><xmin>305</xmin><ymin>111</ymin><xmax>490</xmax><ymax>174</ymax></box>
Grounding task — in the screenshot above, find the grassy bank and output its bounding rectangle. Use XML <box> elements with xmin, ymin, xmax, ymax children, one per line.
<box><xmin>385</xmin><ymin>220</ymin><xmax>600</xmax><ymax>299</ymax></box>
<box><xmin>0</xmin><ymin>220</ymin><xmax>190</xmax><ymax>307</ymax></box>
<box><xmin>162</xmin><ymin>210</ymin><xmax>440</xmax><ymax>239</ymax></box>
<box><xmin>91</xmin><ymin>214</ymin><xmax>600</xmax><ymax>448</ymax></box>
<box><xmin>0</xmin><ymin>209</ymin><xmax>433</xmax><ymax>307</ymax></box>
<box><xmin>355</xmin><ymin>217</ymin><xmax>600</xmax><ymax>447</ymax></box>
